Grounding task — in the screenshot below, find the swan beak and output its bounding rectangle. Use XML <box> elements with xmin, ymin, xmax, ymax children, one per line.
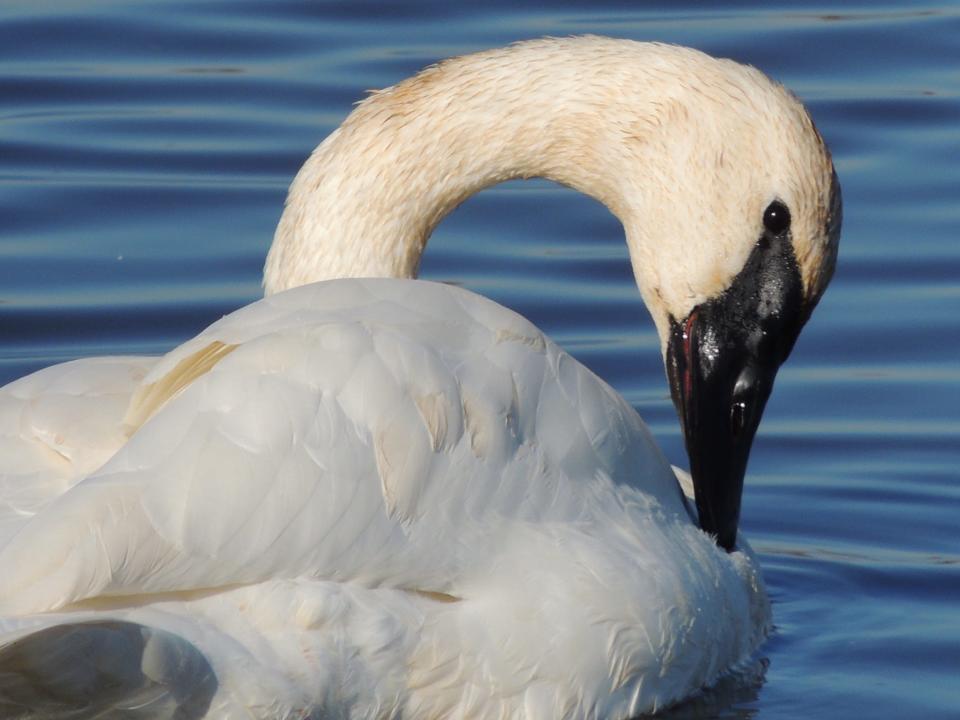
<box><xmin>666</xmin><ymin>310</ymin><xmax>775</xmax><ymax>552</ymax></box>
<box><xmin>664</xmin><ymin>239</ymin><xmax>806</xmax><ymax>552</ymax></box>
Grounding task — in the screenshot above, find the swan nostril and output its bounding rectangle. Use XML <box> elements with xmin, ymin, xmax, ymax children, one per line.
<box><xmin>730</xmin><ymin>400</ymin><xmax>748</xmax><ymax>440</ymax></box>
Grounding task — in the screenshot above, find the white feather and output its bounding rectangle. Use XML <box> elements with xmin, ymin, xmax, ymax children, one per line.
<box><xmin>0</xmin><ymin>281</ymin><xmax>768</xmax><ymax>717</ymax></box>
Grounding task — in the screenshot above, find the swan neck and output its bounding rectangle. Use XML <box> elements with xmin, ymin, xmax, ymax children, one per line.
<box><xmin>263</xmin><ymin>36</ymin><xmax>832</xmax><ymax>338</ymax></box>
<box><xmin>264</xmin><ymin>41</ymin><xmax>641</xmax><ymax>294</ymax></box>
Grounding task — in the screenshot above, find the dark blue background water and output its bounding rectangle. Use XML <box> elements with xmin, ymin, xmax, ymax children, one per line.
<box><xmin>1</xmin><ymin>2</ymin><xmax>957</xmax><ymax>718</ymax></box>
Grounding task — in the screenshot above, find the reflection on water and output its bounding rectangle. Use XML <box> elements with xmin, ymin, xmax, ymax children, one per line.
<box><xmin>1</xmin><ymin>1</ymin><xmax>957</xmax><ymax>718</ymax></box>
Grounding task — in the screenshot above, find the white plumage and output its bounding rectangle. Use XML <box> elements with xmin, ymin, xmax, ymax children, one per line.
<box><xmin>0</xmin><ymin>280</ymin><xmax>767</xmax><ymax>717</ymax></box>
<box><xmin>0</xmin><ymin>36</ymin><xmax>841</xmax><ymax>718</ymax></box>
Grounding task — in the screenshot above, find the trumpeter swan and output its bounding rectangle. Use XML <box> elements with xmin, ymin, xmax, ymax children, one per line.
<box><xmin>0</xmin><ymin>36</ymin><xmax>841</xmax><ymax>718</ymax></box>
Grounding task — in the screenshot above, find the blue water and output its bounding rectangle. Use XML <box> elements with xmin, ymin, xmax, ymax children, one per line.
<box><xmin>1</xmin><ymin>1</ymin><xmax>957</xmax><ymax>718</ymax></box>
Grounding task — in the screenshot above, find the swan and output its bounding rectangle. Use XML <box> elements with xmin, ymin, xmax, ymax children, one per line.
<box><xmin>0</xmin><ymin>36</ymin><xmax>841</xmax><ymax>719</ymax></box>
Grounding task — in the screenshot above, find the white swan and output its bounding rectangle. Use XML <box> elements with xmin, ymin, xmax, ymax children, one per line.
<box><xmin>0</xmin><ymin>37</ymin><xmax>841</xmax><ymax>719</ymax></box>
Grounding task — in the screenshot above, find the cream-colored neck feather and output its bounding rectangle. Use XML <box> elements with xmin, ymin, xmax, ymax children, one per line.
<box><xmin>264</xmin><ymin>36</ymin><xmax>838</xmax><ymax>347</ymax></box>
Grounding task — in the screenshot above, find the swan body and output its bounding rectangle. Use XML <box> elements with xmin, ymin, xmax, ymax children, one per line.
<box><xmin>0</xmin><ymin>36</ymin><xmax>840</xmax><ymax>718</ymax></box>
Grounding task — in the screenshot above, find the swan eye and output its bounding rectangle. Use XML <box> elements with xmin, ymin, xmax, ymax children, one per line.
<box><xmin>763</xmin><ymin>200</ymin><xmax>791</xmax><ymax>235</ymax></box>
<box><xmin>730</xmin><ymin>400</ymin><xmax>748</xmax><ymax>441</ymax></box>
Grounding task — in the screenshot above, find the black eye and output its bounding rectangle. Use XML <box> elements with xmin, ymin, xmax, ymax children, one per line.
<box><xmin>763</xmin><ymin>200</ymin><xmax>791</xmax><ymax>235</ymax></box>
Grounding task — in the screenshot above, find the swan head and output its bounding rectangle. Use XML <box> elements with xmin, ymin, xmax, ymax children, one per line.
<box><xmin>621</xmin><ymin>64</ymin><xmax>843</xmax><ymax>551</ymax></box>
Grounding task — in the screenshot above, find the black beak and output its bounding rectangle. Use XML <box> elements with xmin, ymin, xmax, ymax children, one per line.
<box><xmin>665</xmin><ymin>232</ymin><xmax>807</xmax><ymax>551</ymax></box>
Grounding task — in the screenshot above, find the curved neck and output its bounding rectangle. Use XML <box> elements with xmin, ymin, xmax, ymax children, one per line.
<box><xmin>264</xmin><ymin>38</ymin><xmax>657</xmax><ymax>295</ymax></box>
<box><xmin>262</xmin><ymin>37</ymin><xmax>821</xmax><ymax>345</ymax></box>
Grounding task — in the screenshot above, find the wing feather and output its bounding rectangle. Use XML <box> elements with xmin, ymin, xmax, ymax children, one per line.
<box><xmin>0</xmin><ymin>280</ymin><xmax>682</xmax><ymax>617</ymax></box>
<box><xmin>0</xmin><ymin>356</ymin><xmax>158</xmax><ymax>546</ymax></box>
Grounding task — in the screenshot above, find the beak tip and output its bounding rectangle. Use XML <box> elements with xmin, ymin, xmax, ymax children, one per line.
<box><xmin>718</xmin><ymin>530</ymin><xmax>737</xmax><ymax>553</ymax></box>
<box><xmin>697</xmin><ymin>506</ymin><xmax>739</xmax><ymax>553</ymax></box>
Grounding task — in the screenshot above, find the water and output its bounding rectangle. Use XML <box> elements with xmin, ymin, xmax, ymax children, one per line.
<box><xmin>1</xmin><ymin>1</ymin><xmax>957</xmax><ymax>717</ymax></box>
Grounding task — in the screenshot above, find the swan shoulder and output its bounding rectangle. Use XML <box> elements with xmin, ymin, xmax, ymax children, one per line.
<box><xmin>0</xmin><ymin>279</ymin><xmax>687</xmax><ymax>615</ymax></box>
